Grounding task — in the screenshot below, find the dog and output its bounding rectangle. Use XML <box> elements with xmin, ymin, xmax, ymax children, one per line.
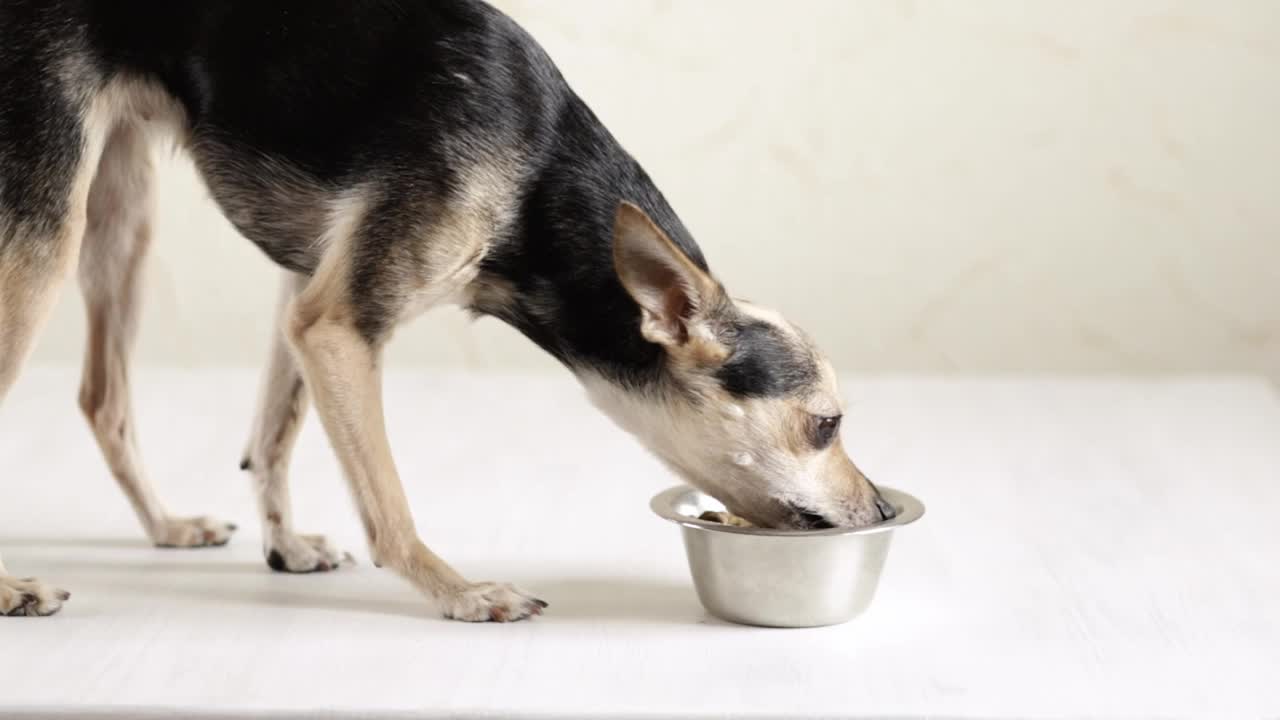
<box><xmin>0</xmin><ymin>0</ymin><xmax>894</xmax><ymax>621</ymax></box>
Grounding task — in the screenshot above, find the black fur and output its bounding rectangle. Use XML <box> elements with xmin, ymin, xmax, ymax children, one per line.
<box><xmin>1</xmin><ymin>0</ymin><xmax>734</xmax><ymax>391</ymax></box>
<box><xmin>716</xmin><ymin>320</ymin><xmax>818</xmax><ymax>398</ymax></box>
<box><xmin>0</xmin><ymin>2</ymin><xmax>87</xmax><ymax>237</ymax></box>
<box><xmin>475</xmin><ymin>97</ymin><xmax>705</xmax><ymax>389</ymax></box>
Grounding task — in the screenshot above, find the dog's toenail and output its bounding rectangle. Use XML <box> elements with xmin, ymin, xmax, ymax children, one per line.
<box><xmin>534</xmin><ymin>599</ymin><xmax>549</xmax><ymax>609</ymax></box>
<box><xmin>56</xmin><ymin>590</ymin><xmax>70</xmax><ymax>601</ymax></box>
<box><xmin>227</xmin><ymin>523</ymin><xmax>238</xmax><ymax>531</ymax></box>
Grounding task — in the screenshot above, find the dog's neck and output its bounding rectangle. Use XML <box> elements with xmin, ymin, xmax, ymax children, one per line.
<box><xmin>469</xmin><ymin>97</ymin><xmax>707</xmax><ymax>391</ymax></box>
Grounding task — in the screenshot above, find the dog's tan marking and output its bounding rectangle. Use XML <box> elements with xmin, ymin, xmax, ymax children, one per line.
<box><xmin>0</xmin><ymin>72</ymin><xmax>115</xmax><ymax>397</ymax></box>
<box><xmin>0</xmin><ymin>219</ymin><xmax>82</xmax><ymax>394</ymax></box>
<box><xmin>401</xmin><ymin>158</ymin><xmax>521</xmax><ymax>318</ymax></box>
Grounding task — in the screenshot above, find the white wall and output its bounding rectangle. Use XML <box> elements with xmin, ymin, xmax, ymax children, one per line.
<box><xmin>27</xmin><ymin>0</ymin><xmax>1280</xmax><ymax>378</ymax></box>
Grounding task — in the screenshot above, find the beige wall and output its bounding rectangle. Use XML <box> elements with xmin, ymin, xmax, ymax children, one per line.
<box><xmin>28</xmin><ymin>0</ymin><xmax>1280</xmax><ymax>378</ymax></box>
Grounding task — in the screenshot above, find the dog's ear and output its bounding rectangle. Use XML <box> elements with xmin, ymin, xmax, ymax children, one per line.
<box><xmin>613</xmin><ymin>202</ymin><xmax>727</xmax><ymax>362</ymax></box>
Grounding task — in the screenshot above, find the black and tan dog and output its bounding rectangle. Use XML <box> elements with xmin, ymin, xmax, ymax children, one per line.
<box><xmin>0</xmin><ymin>0</ymin><xmax>893</xmax><ymax>620</ymax></box>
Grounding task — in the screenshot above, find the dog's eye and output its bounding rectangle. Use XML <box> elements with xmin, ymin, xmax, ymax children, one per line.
<box><xmin>813</xmin><ymin>415</ymin><xmax>842</xmax><ymax>449</ymax></box>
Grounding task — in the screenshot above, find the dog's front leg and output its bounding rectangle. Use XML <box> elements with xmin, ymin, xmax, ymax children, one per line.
<box><xmin>241</xmin><ymin>271</ymin><xmax>351</xmax><ymax>573</ymax></box>
<box><xmin>284</xmin><ymin>277</ymin><xmax>546</xmax><ymax>622</ymax></box>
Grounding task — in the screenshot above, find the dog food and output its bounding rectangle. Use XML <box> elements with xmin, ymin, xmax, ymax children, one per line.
<box><xmin>698</xmin><ymin>511</ymin><xmax>755</xmax><ymax>528</ymax></box>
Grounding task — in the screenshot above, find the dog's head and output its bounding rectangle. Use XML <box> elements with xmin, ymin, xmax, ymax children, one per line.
<box><xmin>587</xmin><ymin>202</ymin><xmax>894</xmax><ymax>530</ymax></box>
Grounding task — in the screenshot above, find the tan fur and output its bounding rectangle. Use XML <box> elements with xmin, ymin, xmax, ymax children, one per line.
<box><xmin>0</xmin><ymin>574</ymin><xmax>70</xmax><ymax>617</ymax></box>
<box><xmin>0</xmin><ymin>78</ymin><xmax>115</xmax><ymax>397</ymax></box>
<box><xmin>0</xmin><ymin>220</ymin><xmax>82</xmax><ymax>394</ymax></box>
<box><xmin>583</xmin><ymin>360</ymin><xmax>879</xmax><ymax>528</ymax></box>
<box><xmin>242</xmin><ymin>272</ymin><xmax>349</xmax><ymax>571</ymax></box>
<box><xmin>73</xmin><ymin>80</ymin><xmax>234</xmax><ymax>546</ymax></box>
<box><xmin>400</xmin><ymin>157</ymin><xmax>522</xmax><ymax>318</ymax></box>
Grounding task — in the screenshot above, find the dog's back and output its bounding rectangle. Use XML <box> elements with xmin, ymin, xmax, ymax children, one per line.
<box><xmin>19</xmin><ymin>1</ymin><xmax>561</xmax><ymax>268</ymax></box>
<box><xmin>3</xmin><ymin>0</ymin><xmax>695</xmax><ymax>339</ymax></box>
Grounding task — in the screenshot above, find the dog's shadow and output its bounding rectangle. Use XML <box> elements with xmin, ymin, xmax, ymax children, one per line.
<box><xmin>1</xmin><ymin>536</ymin><xmax>706</xmax><ymax>625</ymax></box>
<box><xmin>515</xmin><ymin>576</ymin><xmax>703</xmax><ymax>624</ymax></box>
<box><xmin>0</xmin><ymin>536</ymin><xmax>154</xmax><ymax>549</ymax></box>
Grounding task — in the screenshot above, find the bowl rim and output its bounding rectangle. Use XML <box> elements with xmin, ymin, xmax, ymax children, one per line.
<box><xmin>650</xmin><ymin>484</ymin><xmax>925</xmax><ymax>537</ymax></box>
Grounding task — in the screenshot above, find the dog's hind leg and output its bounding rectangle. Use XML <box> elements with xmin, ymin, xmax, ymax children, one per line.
<box><xmin>76</xmin><ymin>124</ymin><xmax>237</xmax><ymax>548</ymax></box>
<box><xmin>241</xmin><ymin>271</ymin><xmax>350</xmax><ymax>572</ymax></box>
<box><xmin>0</xmin><ymin>69</ymin><xmax>97</xmax><ymax>619</ymax></box>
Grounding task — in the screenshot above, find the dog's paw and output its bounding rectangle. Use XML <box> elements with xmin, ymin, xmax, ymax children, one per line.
<box><xmin>152</xmin><ymin>515</ymin><xmax>237</xmax><ymax>548</ymax></box>
<box><xmin>1</xmin><ymin>576</ymin><xmax>70</xmax><ymax>617</ymax></box>
<box><xmin>440</xmin><ymin>582</ymin><xmax>548</xmax><ymax>623</ymax></box>
<box><xmin>266</xmin><ymin>532</ymin><xmax>353</xmax><ymax>573</ymax></box>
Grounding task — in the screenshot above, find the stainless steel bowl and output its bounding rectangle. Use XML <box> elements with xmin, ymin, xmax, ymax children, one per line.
<box><xmin>650</xmin><ymin>485</ymin><xmax>925</xmax><ymax>628</ymax></box>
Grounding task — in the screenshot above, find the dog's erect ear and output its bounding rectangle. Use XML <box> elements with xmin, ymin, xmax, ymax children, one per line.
<box><xmin>613</xmin><ymin>202</ymin><xmax>726</xmax><ymax>361</ymax></box>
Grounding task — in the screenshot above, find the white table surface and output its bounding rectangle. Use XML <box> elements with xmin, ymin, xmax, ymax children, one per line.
<box><xmin>1</xmin><ymin>368</ymin><xmax>1277</xmax><ymax>719</ymax></box>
